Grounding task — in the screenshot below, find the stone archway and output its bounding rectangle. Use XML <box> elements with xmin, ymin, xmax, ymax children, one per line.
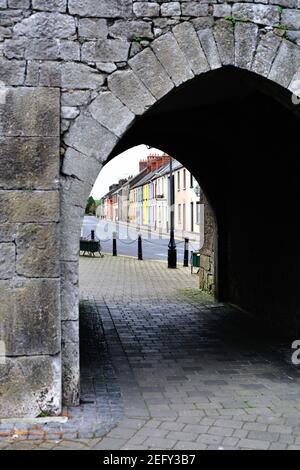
<box><xmin>1</xmin><ymin>1</ymin><xmax>300</xmax><ymax>417</ymax></box>
<box><xmin>60</xmin><ymin>24</ymin><xmax>300</xmax><ymax>406</ymax></box>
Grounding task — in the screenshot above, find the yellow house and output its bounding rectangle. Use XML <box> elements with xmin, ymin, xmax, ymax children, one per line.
<box><xmin>142</xmin><ymin>183</ymin><xmax>148</xmax><ymax>226</ymax></box>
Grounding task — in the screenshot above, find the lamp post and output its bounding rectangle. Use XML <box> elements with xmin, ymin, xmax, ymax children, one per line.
<box><xmin>168</xmin><ymin>157</ymin><xmax>177</xmax><ymax>268</ymax></box>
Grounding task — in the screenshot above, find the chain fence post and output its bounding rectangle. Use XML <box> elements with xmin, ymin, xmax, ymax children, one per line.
<box><xmin>184</xmin><ymin>237</ymin><xmax>189</xmax><ymax>267</ymax></box>
<box><xmin>113</xmin><ymin>231</ymin><xmax>117</xmax><ymax>256</ymax></box>
<box><xmin>138</xmin><ymin>234</ymin><xmax>143</xmax><ymax>260</ymax></box>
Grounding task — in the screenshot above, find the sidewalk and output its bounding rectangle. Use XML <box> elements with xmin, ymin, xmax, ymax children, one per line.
<box><xmin>98</xmin><ymin>217</ymin><xmax>201</xmax><ymax>246</ymax></box>
<box><xmin>2</xmin><ymin>257</ymin><xmax>300</xmax><ymax>450</ymax></box>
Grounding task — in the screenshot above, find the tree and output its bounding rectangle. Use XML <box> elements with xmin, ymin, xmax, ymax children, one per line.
<box><xmin>85</xmin><ymin>196</ymin><xmax>96</xmax><ymax>215</ymax></box>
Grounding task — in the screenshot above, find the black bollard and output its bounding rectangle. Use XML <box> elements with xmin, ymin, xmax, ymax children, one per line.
<box><xmin>113</xmin><ymin>231</ymin><xmax>117</xmax><ymax>256</ymax></box>
<box><xmin>183</xmin><ymin>237</ymin><xmax>189</xmax><ymax>267</ymax></box>
<box><xmin>138</xmin><ymin>234</ymin><xmax>143</xmax><ymax>260</ymax></box>
<box><xmin>91</xmin><ymin>230</ymin><xmax>95</xmax><ymax>240</ymax></box>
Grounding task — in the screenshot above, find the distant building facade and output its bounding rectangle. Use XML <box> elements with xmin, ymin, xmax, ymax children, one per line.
<box><xmin>97</xmin><ymin>153</ymin><xmax>201</xmax><ymax>238</ymax></box>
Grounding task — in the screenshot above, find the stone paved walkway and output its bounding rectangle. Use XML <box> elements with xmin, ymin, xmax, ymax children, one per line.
<box><xmin>1</xmin><ymin>256</ymin><xmax>300</xmax><ymax>450</ymax></box>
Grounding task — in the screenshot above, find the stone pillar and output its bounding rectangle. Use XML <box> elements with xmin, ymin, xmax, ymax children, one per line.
<box><xmin>0</xmin><ymin>87</ymin><xmax>61</xmax><ymax>418</ymax></box>
<box><xmin>199</xmin><ymin>192</ymin><xmax>215</xmax><ymax>295</ymax></box>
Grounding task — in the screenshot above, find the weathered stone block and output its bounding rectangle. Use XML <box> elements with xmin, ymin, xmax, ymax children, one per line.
<box><xmin>56</xmin><ymin>40</ymin><xmax>80</xmax><ymax>61</ymax></box>
<box><xmin>78</xmin><ymin>18</ymin><xmax>108</xmax><ymax>39</ymax></box>
<box><xmin>16</xmin><ymin>223</ymin><xmax>60</xmax><ymax>278</ymax></box>
<box><xmin>0</xmin><ymin>57</ymin><xmax>25</xmax><ymax>85</ymax></box>
<box><xmin>0</xmin><ymin>243</ymin><xmax>15</xmax><ymax>279</ymax></box>
<box><xmin>0</xmin><ymin>190</ymin><xmax>59</xmax><ymax>223</ymax></box>
<box><xmin>3</xmin><ymin>37</ymin><xmax>26</xmax><ymax>59</ymax></box>
<box><xmin>61</xmin><ymin>62</ymin><xmax>105</xmax><ymax>90</ymax></box>
<box><xmin>161</xmin><ymin>2</ymin><xmax>181</xmax><ymax>17</ymax></box>
<box><xmin>61</xmin><ymin>90</ymin><xmax>91</xmax><ymax>107</ymax></box>
<box><xmin>0</xmin><ymin>137</ymin><xmax>59</xmax><ymax>190</ymax></box>
<box><xmin>60</xmin><ymin>181</ymin><xmax>84</xmax><ymax>262</ymax></box>
<box><xmin>61</xmin><ymin>261</ymin><xmax>79</xmax><ymax>321</ymax></box>
<box><xmin>173</xmin><ymin>22</ymin><xmax>209</xmax><ymax>75</ymax></box>
<box><xmin>69</xmin><ymin>0</ymin><xmax>132</xmax><ymax>18</ymax></box>
<box><xmin>0</xmin><ymin>224</ymin><xmax>15</xmax><ymax>242</ymax></box>
<box><xmin>109</xmin><ymin>19</ymin><xmax>153</xmax><ymax>40</ymax></box>
<box><xmin>232</xmin><ymin>4</ymin><xmax>280</xmax><ymax>26</ymax></box>
<box><xmin>213</xmin><ymin>4</ymin><xmax>232</xmax><ymax>18</ymax></box>
<box><xmin>288</xmin><ymin>69</ymin><xmax>300</xmax><ymax>101</ymax></box>
<box><xmin>133</xmin><ymin>2</ymin><xmax>159</xmax><ymax>17</ymax></box>
<box><xmin>0</xmin><ymin>355</ymin><xmax>61</xmax><ymax>418</ymax></box>
<box><xmin>8</xmin><ymin>0</ymin><xmax>30</xmax><ymax>7</ymax></box>
<box><xmin>269</xmin><ymin>39</ymin><xmax>300</xmax><ymax>88</ymax></box>
<box><xmin>108</xmin><ymin>69</ymin><xmax>155</xmax><ymax>115</ymax></box>
<box><xmin>270</xmin><ymin>0</ymin><xmax>297</xmax><ymax>5</ymax></box>
<box><xmin>129</xmin><ymin>47</ymin><xmax>174</xmax><ymax>100</ymax></box>
<box><xmin>0</xmin><ymin>87</ymin><xmax>60</xmax><ymax>137</ymax></box>
<box><xmin>151</xmin><ymin>33</ymin><xmax>194</xmax><ymax>86</ymax></box>
<box><xmin>181</xmin><ymin>2</ymin><xmax>209</xmax><ymax>17</ymax></box>
<box><xmin>252</xmin><ymin>32</ymin><xmax>281</xmax><ymax>77</ymax></box>
<box><xmin>32</xmin><ymin>0</ymin><xmax>67</xmax><ymax>12</ymax></box>
<box><xmin>23</xmin><ymin>38</ymin><xmax>80</xmax><ymax>61</ymax></box>
<box><xmin>62</xmin><ymin>340</ymin><xmax>79</xmax><ymax>406</ymax></box>
<box><xmin>282</xmin><ymin>9</ymin><xmax>300</xmax><ymax>30</ymax></box>
<box><xmin>25</xmin><ymin>61</ymin><xmax>61</xmax><ymax>87</ymax></box>
<box><xmin>82</xmin><ymin>39</ymin><xmax>130</xmax><ymax>63</ymax></box>
<box><xmin>61</xmin><ymin>106</ymin><xmax>79</xmax><ymax>120</ymax></box>
<box><xmin>89</xmin><ymin>91</ymin><xmax>135</xmax><ymax>137</ymax></box>
<box><xmin>213</xmin><ymin>20</ymin><xmax>234</xmax><ymax>66</ymax></box>
<box><xmin>62</xmin><ymin>147</ymin><xmax>102</xmax><ymax>187</ymax></box>
<box><xmin>0</xmin><ymin>9</ymin><xmax>23</xmax><ymax>27</ymax></box>
<box><xmin>64</xmin><ymin>113</ymin><xmax>118</xmax><ymax>160</ymax></box>
<box><xmin>198</xmin><ymin>29</ymin><xmax>221</xmax><ymax>70</ymax></box>
<box><xmin>0</xmin><ymin>278</ymin><xmax>61</xmax><ymax>355</ymax></box>
<box><xmin>235</xmin><ymin>22</ymin><xmax>259</xmax><ymax>69</ymax></box>
<box><xmin>62</xmin><ymin>320</ymin><xmax>79</xmax><ymax>344</ymax></box>
<box><xmin>13</xmin><ymin>12</ymin><xmax>76</xmax><ymax>38</ymax></box>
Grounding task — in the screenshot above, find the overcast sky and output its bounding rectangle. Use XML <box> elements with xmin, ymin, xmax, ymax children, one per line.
<box><xmin>91</xmin><ymin>145</ymin><xmax>163</xmax><ymax>199</ymax></box>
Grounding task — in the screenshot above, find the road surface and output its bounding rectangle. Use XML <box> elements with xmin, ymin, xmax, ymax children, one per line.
<box><xmin>81</xmin><ymin>216</ymin><xmax>201</xmax><ymax>262</ymax></box>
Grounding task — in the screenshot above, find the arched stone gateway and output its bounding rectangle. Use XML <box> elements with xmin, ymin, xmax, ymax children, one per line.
<box><xmin>0</xmin><ymin>1</ymin><xmax>300</xmax><ymax>418</ymax></box>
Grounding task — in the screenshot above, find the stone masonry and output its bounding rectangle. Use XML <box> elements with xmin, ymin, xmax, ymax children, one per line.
<box><xmin>0</xmin><ymin>1</ymin><xmax>300</xmax><ymax>418</ymax></box>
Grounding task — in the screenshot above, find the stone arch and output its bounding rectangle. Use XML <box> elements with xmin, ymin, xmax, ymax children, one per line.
<box><xmin>59</xmin><ymin>22</ymin><xmax>300</xmax><ymax>405</ymax></box>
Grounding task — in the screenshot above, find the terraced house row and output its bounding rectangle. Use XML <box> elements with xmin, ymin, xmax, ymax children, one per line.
<box><xmin>97</xmin><ymin>153</ymin><xmax>202</xmax><ymax>238</ymax></box>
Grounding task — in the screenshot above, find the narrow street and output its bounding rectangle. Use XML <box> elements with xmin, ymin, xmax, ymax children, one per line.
<box><xmin>2</xmin><ymin>257</ymin><xmax>300</xmax><ymax>450</ymax></box>
<box><xmin>82</xmin><ymin>216</ymin><xmax>201</xmax><ymax>262</ymax></box>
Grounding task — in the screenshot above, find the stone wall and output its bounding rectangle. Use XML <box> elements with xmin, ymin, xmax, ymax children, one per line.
<box><xmin>199</xmin><ymin>192</ymin><xmax>215</xmax><ymax>295</ymax></box>
<box><xmin>0</xmin><ymin>87</ymin><xmax>61</xmax><ymax>417</ymax></box>
<box><xmin>0</xmin><ymin>0</ymin><xmax>300</xmax><ymax>416</ymax></box>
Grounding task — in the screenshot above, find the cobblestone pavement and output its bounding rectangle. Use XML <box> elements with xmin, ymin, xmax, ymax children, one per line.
<box><xmin>2</xmin><ymin>256</ymin><xmax>300</xmax><ymax>450</ymax></box>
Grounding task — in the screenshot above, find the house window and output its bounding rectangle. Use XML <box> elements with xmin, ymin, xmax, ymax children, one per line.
<box><xmin>178</xmin><ymin>204</ymin><xmax>181</xmax><ymax>224</ymax></box>
<box><xmin>177</xmin><ymin>171</ymin><xmax>180</xmax><ymax>191</ymax></box>
<box><xmin>190</xmin><ymin>173</ymin><xmax>194</xmax><ymax>188</ymax></box>
<box><xmin>183</xmin><ymin>169</ymin><xmax>186</xmax><ymax>190</ymax></box>
<box><xmin>196</xmin><ymin>201</ymin><xmax>200</xmax><ymax>224</ymax></box>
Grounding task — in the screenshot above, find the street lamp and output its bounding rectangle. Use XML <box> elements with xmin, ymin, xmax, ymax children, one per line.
<box><xmin>168</xmin><ymin>157</ymin><xmax>177</xmax><ymax>268</ymax></box>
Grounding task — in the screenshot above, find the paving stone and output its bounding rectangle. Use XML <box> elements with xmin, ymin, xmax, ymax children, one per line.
<box><xmin>4</xmin><ymin>256</ymin><xmax>300</xmax><ymax>449</ymax></box>
<box><xmin>238</xmin><ymin>438</ymin><xmax>270</xmax><ymax>450</ymax></box>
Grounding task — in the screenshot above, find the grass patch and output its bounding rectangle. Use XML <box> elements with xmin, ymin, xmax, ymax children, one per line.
<box><xmin>176</xmin><ymin>288</ymin><xmax>215</xmax><ymax>304</ymax></box>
